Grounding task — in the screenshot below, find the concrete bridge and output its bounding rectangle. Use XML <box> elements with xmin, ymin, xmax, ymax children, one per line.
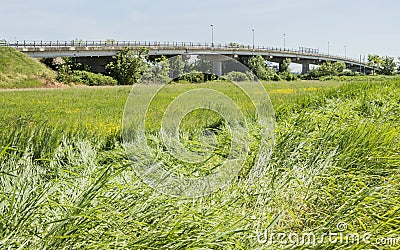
<box><xmin>3</xmin><ymin>40</ymin><xmax>372</xmax><ymax>74</ymax></box>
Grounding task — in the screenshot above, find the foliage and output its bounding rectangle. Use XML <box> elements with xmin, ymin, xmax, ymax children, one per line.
<box><xmin>141</xmin><ymin>56</ymin><xmax>171</xmax><ymax>83</ymax></box>
<box><xmin>106</xmin><ymin>46</ymin><xmax>149</xmax><ymax>85</ymax></box>
<box><xmin>0</xmin><ymin>79</ymin><xmax>399</xmax><ymax>248</ymax></box>
<box><xmin>106</xmin><ymin>38</ymin><xmax>116</xmax><ymax>44</ymax></box>
<box><xmin>175</xmin><ymin>71</ymin><xmax>210</xmax><ymax>83</ymax></box>
<box><xmin>367</xmin><ymin>54</ymin><xmax>396</xmax><ymax>75</ymax></box>
<box><xmin>55</xmin><ymin>58</ymin><xmax>115</xmax><ymax>86</ymax></box>
<box><xmin>248</xmin><ymin>55</ymin><xmax>278</xmax><ymax>81</ymax></box>
<box><xmin>169</xmin><ymin>55</ymin><xmax>185</xmax><ymax>79</ymax></box>
<box><xmin>279</xmin><ymin>58</ymin><xmax>291</xmax><ymax>73</ymax></box>
<box><xmin>63</xmin><ymin>57</ymin><xmax>91</xmax><ymax>71</ymax></box>
<box><xmin>40</xmin><ymin>58</ymin><xmax>60</xmax><ymax>71</ymax></box>
<box><xmin>190</xmin><ymin>57</ymin><xmax>212</xmax><ymax>73</ymax></box>
<box><xmin>367</xmin><ymin>54</ymin><xmax>382</xmax><ymax>75</ymax></box>
<box><xmin>398</xmin><ymin>57</ymin><xmax>400</xmax><ymax>74</ymax></box>
<box><xmin>71</xmin><ymin>70</ymin><xmax>117</xmax><ymax>86</ymax></box>
<box><xmin>381</xmin><ymin>56</ymin><xmax>396</xmax><ymax>75</ymax></box>
<box><xmin>304</xmin><ymin>61</ymin><xmax>348</xmax><ymax>79</ymax></box>
<box><xmin>319</xmin><ymin>74</ymin><xmax>400</xmax><ymax>82</ymax></box>
<box><xmin>279</xmin><ymin>71</ymin><xmax>298</xmax><ymax>81</ymax></box>
<box><xmin>222</xmin><ymin>71</ymin><xmax>253</xmax><ymax>82</ymax></box>
<box><xmin>56</xmin><ymin>64</ymin><xmax>73</xmax><ymax>83</ymax></box>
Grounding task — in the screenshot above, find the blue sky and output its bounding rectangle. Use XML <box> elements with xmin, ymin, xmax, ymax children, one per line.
<box><xmin>1</xmin><ymin>0</ymin><xmax>399</xmax><ymax>60</ymax></box>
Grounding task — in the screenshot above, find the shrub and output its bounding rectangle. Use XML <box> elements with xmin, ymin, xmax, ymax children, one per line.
<box><xmin>176</xmin><ymin>71</ymin><xmax>209</xmax><ymax>83</ymax></box>
<box><xmin>248</xmin><ymin>55</ymin><xmax>279</xmax><ymax>81</ymax></box>
<box><xmin>223</xmin><ymin>71</ymin><xmax>252</xmax><ymax>82</ymax></box>
<box><xmin>72</xmin><ymin>70</ymin><xmax>117</xmax><ymax>86</ymax></box>
<box><xmin>279</xmin><ymin>71</ymin><xmax>298</xmax><ymax>81</ymax></box>
<box><xmin>56</xmin><ymin>64</ymin><xmax>73</xmax><ymax>83</ymax></box>
<box><xmin>302</xmin><ymin>61</ymin><xmax>348</xmax><ymax>80</ymax></box>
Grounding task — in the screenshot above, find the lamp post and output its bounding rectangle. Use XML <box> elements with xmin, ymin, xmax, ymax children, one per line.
<box><xmin>252</xmin><ymin>29</ymin><xmax>255</xmax><ymax>49</ymax></box>
<box><xmin>210</xmin><ymin>24</ymin><xmax>214</xmax><ymax>47</ymax></box>
<box><xmin>344</xmin><ymin>46</ymin><xmax>347</xmax><ymax>58</ymax></box>
<box><xmin>283</xmin><ymin>33</ymin><xmax>286</xmax><ymax>50</ymax></box>
<box><xmin>328</xmin><ymin>41</ymin><xmax>330</xmax><ymax>56</ymax></box>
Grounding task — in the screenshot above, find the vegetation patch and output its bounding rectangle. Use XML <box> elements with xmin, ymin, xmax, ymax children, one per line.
<box><xmin>0</xmin><ymin>47</ymin><xmax>57</xmax><ymax>88</ymax></box>
<box><xmin>0</xmin><ymin>78</ymin><xmax>398</xmax><ymax>248</ymax></box>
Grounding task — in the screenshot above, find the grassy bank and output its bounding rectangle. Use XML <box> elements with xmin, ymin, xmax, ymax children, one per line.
<box><xmin>0</xmin><ymin>47</ymin><xmax>56</xmax><ymax>88</ymax></box>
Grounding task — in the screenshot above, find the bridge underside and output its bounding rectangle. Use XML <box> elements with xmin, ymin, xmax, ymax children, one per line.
<box><xmin>70</xmin><ymin>55</ymin><xmax>371</xmax><ymax>76</ymax></box>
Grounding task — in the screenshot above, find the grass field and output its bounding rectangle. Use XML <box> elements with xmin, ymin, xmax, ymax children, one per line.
<box><xmin>0</xmin><ymin>81</ymin><xmax>341</xmax><ymax>133</ymax></box>
<box><xmin>0</xmin><ymin>79</ymin><xmax>399</xmax><ymax>249</ymax></box>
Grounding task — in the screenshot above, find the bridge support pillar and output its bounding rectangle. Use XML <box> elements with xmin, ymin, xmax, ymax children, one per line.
<box><xmin>302</xmin><ymin>63</ymin><xmax>310</xmax><ymax>74</ymax></box>
<box><xmin>212</xmin><ymin>61</ymin><xmax>223</xmax><ymax>76</ymax></box>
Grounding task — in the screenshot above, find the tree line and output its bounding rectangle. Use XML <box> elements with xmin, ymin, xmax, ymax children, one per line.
<box><xmin>47</xmin><ymin>47</ymin><xmax>400</xmax><ymax>85</ymax></box>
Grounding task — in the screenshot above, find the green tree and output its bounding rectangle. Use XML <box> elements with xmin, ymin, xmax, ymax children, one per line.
<box><xmin>278</xmin><ymin>58</ymin><xmax>298</xmax><ymax>81</ymax></box>
<box><xmin>397</xmin><ymin>57</ymin><xmax>400</xmax><ymax>74</ymax></box>
<box><xmin>306</xmin><ymin>61</ymin><xmax>347</xmax><ymax>79</ymax></box>
<box><xmin>279</xmin><ymin>58</ymin><xmax>291</xmax><ymax>73</ymax></box>
<box><xmin>248</xmin><ymin>55</ymin><xmax>277</xmax><ymax>81</ymax></box>
<box><xmin>106</xmin><ymin>46</ymin><xmax>149</xmax><ymax>85</ymax></box>
<box><xmin>367</xmin><ymin>54</ymin><xmax>383</xmax><ymax>75</ymax></box>
<box><xmin>381</xmin><ymin>56</ymin><xmax>396</xmax><ymax>75</ymax></box>
<box><xmin>367</xmin><ymin>54</ymin><xmax>396</xmax><ymax>75</ymax></box>
<box><xmin>191</xmin><ymin>56</ymin><xmax>212</xmax><ymax>73</ymax></box>
<box><xmin>56</xmin><ymin>64</ymin><xmax>73</xmax><ymax>83</ymax></box>
<box><xmin>142</xmin><ymin>56</ymin><xmax>171</xmax><ymax>83</ymax></box>
<box><xmin>106</xmin><ymin>38</ymin><xmax>116</xmax><ymax>45</ymax></box>
<box><xmin>170</xmin><ymin>55</ymin><xmax>185</xmax><ymax>79</ymax></box>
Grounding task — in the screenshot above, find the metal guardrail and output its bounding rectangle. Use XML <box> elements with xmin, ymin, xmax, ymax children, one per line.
<box><xmin>1</xmin><ymin>40</ymin><xmax>366</xmax><ymax>65</ymax></box>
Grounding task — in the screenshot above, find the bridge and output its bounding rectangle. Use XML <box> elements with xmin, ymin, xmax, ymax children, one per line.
<box><xmin>2</xmin><ymin>40</ymin><xmax>372</xmax><ymax>74</ymax></box>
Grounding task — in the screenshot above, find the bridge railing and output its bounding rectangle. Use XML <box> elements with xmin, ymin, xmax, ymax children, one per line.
<box><xmin>1</xmin><ymin>40</ymin><xmax>364</xmax><ymax>65</ymax></box>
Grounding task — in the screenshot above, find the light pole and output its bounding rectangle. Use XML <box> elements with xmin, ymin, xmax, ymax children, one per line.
<box><xmin>252</xmin><ymin>29</ymin><xmax>255</xmax><ymax>49</ymax></box>
<box><xmin>210</xmin><ymin>24</ymin><xmax>214</xmax><ymax>47</ymax></box>
<box><xmin>328</xmin><ymin>41</ymin><xmax>330</xmax><ymax>56</ymax></box>
<box><xmin>283</xmin><ymin>33</ymin><xmax>286</xmax><ymax>50</ymax></box>
<box><xmin>344</xmin><ymin>46</ymin><xmax>347</xmax><ymax>58</ymax></box>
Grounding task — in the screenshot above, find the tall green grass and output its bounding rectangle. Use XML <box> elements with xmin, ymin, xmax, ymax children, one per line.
<box><xmin>0</xmin><ymin>79</ymin><xmax>399</xmax><ymax>249</ymax></box>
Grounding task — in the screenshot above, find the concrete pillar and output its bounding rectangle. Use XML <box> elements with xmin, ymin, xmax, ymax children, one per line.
<box><xmin>278</xmin><ymin>61</ymin><xmax>284</xmax><ymax>73</ymax></box>
<box><xmin>302</xmin><ymin>63</ymin><xmax>310</xmax><ymax>74</ymax></box>
<box><xmin>212</xmin><ymin>61</ymin><xmax>223</xmax><ymax>76</ymax></box>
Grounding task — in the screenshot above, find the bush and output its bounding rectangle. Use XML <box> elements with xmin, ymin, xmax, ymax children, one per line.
<box><xmin>56</xmin><ymin>64</ymin><xmax>73</xmax><ymax>83</ymax></box>
<box><xmin>175</xmin><ymin>71</ymin><xmax>211</xmax><ymax>83</ymax></box>
<box><xmin>279</xmin><ymin>71</ymin><xmax>298</xmax><ymax>81</ymax></box>
<box><xmin>302</xmin><ymin>61</ymin><xmax>349</xmax><ymax>80</ymax></box>
<box><xmin>223</xmin><ymin>71</ymin><xmax>253</xmax><ymax>82</ymax></box>
<box><xmin>72</xmin><ymin>70</ymin><xmax>117</xmax><ymax>86</ymax></box>
<box><xmin>248</xmin><ymin>55</ymin><xmax>279</xmax><ymax>81</ymax></box>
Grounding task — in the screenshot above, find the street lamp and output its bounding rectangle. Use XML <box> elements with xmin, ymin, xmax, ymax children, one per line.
<box><xmin>328</xmin><ymin>41</ymin><xmax>330</xmax><ymax>56</ymax></box>
<box><xmin>210</xmin><ymin>24</ymin><xmax>214</xmax><ymax>47</ymax></box>
<box><xmin>252</xmin><ymin>29</ymin><xmax>255</xmax><ymax>49</ymax></box>
<box><xmin>344</xmin><ymin>46</ymin><xmax>347</xmax><ymax>58</ymax></box>
<box><xmin>283</xmin><ymin>33</ymin><xmax>286</xmax><ymax>50</ymax></box>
